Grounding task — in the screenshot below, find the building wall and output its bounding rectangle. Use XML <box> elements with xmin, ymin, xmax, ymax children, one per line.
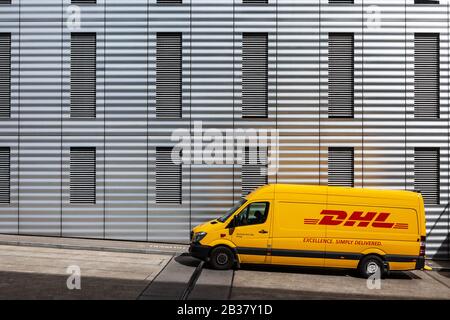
<box><xmin>0</xmin><ymin>0</ymin><xmax>449</xmax><ymax>259</ymax></box>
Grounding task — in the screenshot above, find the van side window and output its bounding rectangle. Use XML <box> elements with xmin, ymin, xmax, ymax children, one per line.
<box><xmin>236</xmin><ymin>202</ymin><xmax>269</xmax><ymax>227</ymax></box>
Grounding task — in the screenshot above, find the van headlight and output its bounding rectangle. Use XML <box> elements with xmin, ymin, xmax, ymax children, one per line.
<box><xmin>192</xmin><ymin>232</ymin><xmax>207</xmax><ymax>243</ymax></box>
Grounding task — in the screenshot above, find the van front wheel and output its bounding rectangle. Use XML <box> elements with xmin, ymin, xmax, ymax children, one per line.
<box><xmin>209</xmin><ymin>246</ymin><xmax>235</xmax><ymax>270</ymax></box>
<box><xmin>358</xmin><ymin>256</ymin><xmax>385</xmax><ymax>279</ymax></box>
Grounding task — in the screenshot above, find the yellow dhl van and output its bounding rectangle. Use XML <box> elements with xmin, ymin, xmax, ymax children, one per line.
<box><xmin>189</xmin><ymin>184</ymin><xmax>427</xmax><ymax>278</ymax></box>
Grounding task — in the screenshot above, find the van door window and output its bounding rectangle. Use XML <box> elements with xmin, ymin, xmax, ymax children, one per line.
<box><xmin>236</xmin><ymin>202</ymin><xmax>269</xmax><ymax>227</ymax></box>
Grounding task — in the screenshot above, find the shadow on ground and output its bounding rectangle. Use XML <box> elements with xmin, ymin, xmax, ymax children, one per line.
<box><xmin>0</xmin><ymin>267</ymin><xmax>443</xmax><ymax>300</ymax></box>
<box><xmin>237</xmin><ymin>264</ymin><xmax>419</xmax><ymax>280</ymax></box>
<box><xmin>438</xmin><ymin>271</ymin><xmax>450</xmax><ymax>279</ymax></box>
<box><xmin>175</xmin><ymin>253</ymin><xmax>201</xmax><ymax>268</ymax></box>
<box><xmin>0</xmin><ymin>270</ymin><xmax>149</xmax><ymax>300</ymax></box>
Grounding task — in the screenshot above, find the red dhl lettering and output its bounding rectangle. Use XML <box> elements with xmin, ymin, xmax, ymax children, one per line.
<box><xmin>304</xmin><ymin>210</ymin><xmax>408</xmax><ymax>230</ymax></box>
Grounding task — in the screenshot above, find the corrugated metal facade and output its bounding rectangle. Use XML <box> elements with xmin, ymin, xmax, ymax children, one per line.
<box><xmin>0</xmin><ymin>0</ymin><xmax>449</xmax><ymax>259</ymax></box>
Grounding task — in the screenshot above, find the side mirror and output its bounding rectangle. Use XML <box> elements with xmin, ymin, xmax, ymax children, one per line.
<box><xmin>228</xmin><ymin>216</ymin><xmax>237</xmax><ymax>235</ymax></box>
<box><xmin>227</xmin><ymin>215</ymin><xmax>238</xmax><ymax>229</ymax></box>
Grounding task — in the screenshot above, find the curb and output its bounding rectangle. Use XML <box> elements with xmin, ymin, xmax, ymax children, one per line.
<box><xmin>0</xmin><ymin>239</ymin><xmax>188</xmax><ymax>257</ymax></box>
<box><xmin>427</xmin><ymin>266</ymin><xmax>450</xmax><ymax>272</ymax></box>
<box><xmin>181</xmin><ymin>261</ymin><xmax>205</xmax><ymax>300</ymax></box>
<box><xmin>425</xmin><ymin>260</ymin><xmax>450</xmax><ymax>272</ymax></box>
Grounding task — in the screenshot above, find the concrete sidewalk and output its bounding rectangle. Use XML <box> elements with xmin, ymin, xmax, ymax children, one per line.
<box><xmin>0</xmin><ymin>244</ymin><xmax>172</xmax><ymax>299</ymax></box>
<box><xmin>0</xmin><ymin>234</ymin><xmax>188</xmax><ymax>256</ymax></box>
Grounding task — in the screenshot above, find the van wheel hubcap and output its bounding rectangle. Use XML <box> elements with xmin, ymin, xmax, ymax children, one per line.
<box><xmin>367</xmin><ymin>262</ymin><xmax>379</xmax><ymax>274</ymax></box>
<box><xmin>216</xmin><ymin>253</ymin><xmax>229</xmax><ymax>265</ymax></box>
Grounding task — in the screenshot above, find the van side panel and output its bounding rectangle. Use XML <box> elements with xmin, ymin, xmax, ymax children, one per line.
<box><xmin>324</xmin><ymin>195</ymin><xmax>421</xmax><ymax>270</ymax></box>
<box><xmin>271</xmin><ymin>194</ymin><xmax>327</xmax><ymax>267</ymax></box>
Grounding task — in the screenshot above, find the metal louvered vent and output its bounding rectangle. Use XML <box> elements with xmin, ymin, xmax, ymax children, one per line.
<box><xmin>71</xmin><ymin>0</ymin><xmax>97</xmax><ymax>4</ymax></box>
<box><xmin>71</xmin><ymin>33</ymin><xmax>96</xmax><ymax>118</ymax></box>
<box><xmin>0</xmin><ymin>147</ymin><xmax>10</xmax><ymax>204</ymax></box>
<box><xmin>156</xmin><ymin>147</ymin><xmax>182</xmax><ymax>204</ymax></box>
<box><xmin>415</xmin><ymin>148</ymin><xmax>440</xmax><ymax>205</ymax></box>
<box><xmin>70</xmin><ymin>147</ymin><xmax>96</xmax><ymax>205</ymax></box>
<box><xmin>156</xmin><ymin>33</ymin><xmax>182</xmax><ymax>119</ymax></box>
<box><xmin>242</xmin><ymin>146</ymin><xmax>268</xmax><ymax>196</ymax></box>
<box><xmin>157</xmin><ymin>0</ymin><xmax>182</xmax><ymax>3</ymax></box>
<box><xmin>328</xmin><ymin>33</ymin><xmax>354</xmax><ymax>118</ymax></box>
<box><xmin>242</xmin><ymin>33</ymin><xmax>268</xmax><ymax>118</ymax></box>
<box><xmin>243</xmin><ymin>0</ymin><xmax>268</xmax><ymax>3</ymax></box>
<box><xmin>328</xmin><ymin>148</ymin><xmax>354</xmax><ymax>187</ymax></box>
<box><xmin>0</xmin><ymin>33</ymin><xmax>11</xmax><ymax>118</ymax></box>
<box><xmin>415</xmin><ymin>33</ymin><xmax>440</xmax><ymax>119</ymax></box>
<box><xmin>329</xmin><ymin>0</ymin><xmax>354</xmax><ymax>3</ymax></box>
<box><xmin>415</xmin><ymin>1</ymin><xmax>439</xmax><ymax>4</ymax></box>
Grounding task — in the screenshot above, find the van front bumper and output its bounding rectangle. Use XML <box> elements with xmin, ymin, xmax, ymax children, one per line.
<box><xmin>189</xmin><ymin>243</ymin><xmax>211</xmax><ymax>261</ymax></box>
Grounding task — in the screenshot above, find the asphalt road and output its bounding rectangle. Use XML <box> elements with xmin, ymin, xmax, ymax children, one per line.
<box><xmin>0</xmin><ymin>244</ymin><xmax>448</xmax><ymax>300</ymax></box>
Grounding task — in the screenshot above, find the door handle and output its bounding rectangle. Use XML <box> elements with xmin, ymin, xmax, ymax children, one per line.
<box><xmin>259</xmin><ymin>230</ymin><xmax>268</xmax><ymax>234</ymax></box>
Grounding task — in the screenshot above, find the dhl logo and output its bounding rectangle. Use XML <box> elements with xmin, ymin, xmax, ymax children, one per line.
<box><xmin>304</xmin><ymin>210</ymin><xmax>408</xmax><ymax>230</ymax></box>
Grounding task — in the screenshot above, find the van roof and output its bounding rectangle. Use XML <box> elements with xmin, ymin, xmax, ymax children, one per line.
<box><xmin>246</xmin><ymin>184</ymin><xmax>420</xmax><ymax>201</ymax></box>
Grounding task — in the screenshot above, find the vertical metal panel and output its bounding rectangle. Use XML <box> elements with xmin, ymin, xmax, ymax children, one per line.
<box><xmin>104</xmin><ymin>0</ymin><xmax>148</xmax><ymax>241</ymax></box>
<box><xmin>321</xmin><ymin>0</ymin><xmax>362</xmax><ymax>192</ymax></box>
<box><xmin>235</xmin><ymin>0</ymin><xmax>276</xmax><ymax>200</ymax></box>
<box><xmin>407</xmin><ymin>0</ymin><xmax>449</xmax><ymax>259</ymax></box>
<box><xmin>361</xmin><ymin>0</ymin><xmax>408</xmax><ymax>192</ymax></box>
<box><xmin>61</xmin><ymin>0</ymin><xmax>105</xmax><ymax>238</ymax></box>
<box><xmin>276</xmin><ymin>0</ymin><xmax>321</xmax><ymax>187</ymax></box>
<box><xmin>189</xmin><ymin>0</ymin><xmax>235</xmax><ymax>232</ymax></box>
<box><xmin>0</xmin><ymin>0</ymin><xmax>18</xmax><ymax>234</ymax></box>
<box><xmin>18</xmin><ymin>0</ymin><xmax>63</xmax><ymax>236</ymax></box>
<box><xmin>148</xmin><ymin>0</ymin><xmax>191</xmax><ymax>242</ymax></box>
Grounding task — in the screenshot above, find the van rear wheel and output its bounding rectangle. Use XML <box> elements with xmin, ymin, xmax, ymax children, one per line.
<box><xmin>209</xmin><ymin>246</ymin><xmax>235</xmax><ymax>270</ymax></box>
<box><xmin>358</xmin><ymin>256</ymin><xmax>385</xmax><ymax>279</ymax></box>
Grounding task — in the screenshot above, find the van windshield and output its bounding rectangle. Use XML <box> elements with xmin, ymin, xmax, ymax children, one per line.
<box><xmin>217</xmin><ymin>199</ymin><xmax>247</xmax><ymax>223</ymax></box>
